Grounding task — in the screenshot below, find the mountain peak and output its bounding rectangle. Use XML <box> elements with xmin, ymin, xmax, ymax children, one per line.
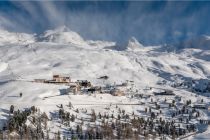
<box><xmin>52</xmin><ymin>25</ymin><xmax>70</xmax><ymax>33</ymax></box>
<box><xmin>43</xmin><ymin>25</ymin><xmax>72</xmax><ymax>37</ymax></box>
<box><xmin>115</xmin><ymin>37</ymin><xmax>144</xmax><ymax>51</ymax></box>
<box><xmin>127</xmin><ymin>37</ymin><xmax>144</xmax><ymax>50</ymax></box>
<box><xmin>39</xmin><ymin>26</ymin><xmax>86</xmax><ymax>45</ymax></box>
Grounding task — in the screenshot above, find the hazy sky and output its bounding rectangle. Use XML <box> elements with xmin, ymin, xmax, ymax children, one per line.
<box><xmin>0</xmin><ymin>1</ymin><xmax>210</xmax><ymax>45</ymax></box>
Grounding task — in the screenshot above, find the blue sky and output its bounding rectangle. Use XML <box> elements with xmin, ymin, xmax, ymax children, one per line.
<box><xmin>0</xmin><ymin>1</ymin><xmax>210</xmax><ymax>45</ymax></box>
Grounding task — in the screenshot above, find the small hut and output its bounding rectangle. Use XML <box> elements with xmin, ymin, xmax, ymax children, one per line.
<box><xmin>110</xmin><ymin>89</ymin><xmax>125</xmax><ymax>96</ymax></box>
<box><xmin>59</xmin><ymin>88</ymin><xmax>70</xmax><ymax>95</ymax></box>
<box><xmin>153</xmin><ymin>89</ymin><xmax>174</xmax><ymax>96</ymax></box>
<box><xmin>192</xmin><ymin>103</ymin><xmax>207</xmax><ymax>109</ymax></box>
<box><xmin>69</xmin><ymin>83</ymin><xmax>81</xmax><ymax>94</ymax></box>
<box><xmin>98</xmin><ymin>75</ymin><xmax>109</xmax><ymax>80</ymax></box>
<box><xmin>76</xmin><ymin>80</ymin><xmax>91</xmax><ymax>87</ymax></box>
<box><xmin>87</xmin><ymin>86</ymin><xmax>102</xmax><ymax>93</ymax></box>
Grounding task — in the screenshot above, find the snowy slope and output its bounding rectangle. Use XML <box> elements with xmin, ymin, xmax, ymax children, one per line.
<box><xmin>1</xmin><ymin>28</ymin><xmax>210</xmax><ymax>139</ymax></box>
<box><xmin>0</xmin><ymin>29</ymin><xmax>35</xmax><ymax>45</ymax></box>
<box><xmin>0</xmin><ymin>28</ymin><xmax>210</xmax><ymax>101</ymax></box>
<box><xmin>110</xmin><ymin>37</ymin><xmax>144</xmax><ymax>51</ymax></box>
<box><xmin>0</xmin><ymin>62</ymin><xmax>8</xmax><ymax>73</ymax></box>
<box><xmin>38</xmin><ymin>26</ymin><xmax>87</xmax><ymax>46</ymax></box>
<box><xmin>38</xmin><ymin>26</ymin><xmax>115</xmax><ymax>49</ymax></box>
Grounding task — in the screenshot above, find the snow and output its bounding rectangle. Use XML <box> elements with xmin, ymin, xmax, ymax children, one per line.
<box><xmin>39</xmin><ymin>26</ymin><xmax>87</xmax><ymax>46</ymax></box>
<box><xmin>0</xmin><ymin>62</ymin><xmax>8</xmax><ymax>73</ymax></box>
<box><xmin>126</xmin><ymin>37</ymin><xmax>144</xmax><ymax>50</ymax></box>
<box><xmin>0</xmin><ymin>29</ymin><xmax>35</xmax><ymax>45</ymax></box>
<box><xmin>1</xmin><ymin>27</ymin><xmax>210</xmax><ymax>139</ymax></box>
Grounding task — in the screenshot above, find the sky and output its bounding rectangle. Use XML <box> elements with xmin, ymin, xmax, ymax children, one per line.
<box><xmin>0</xmin><ymin>1</ymin><xmax>210</xmax><ymax>45</ymax></box>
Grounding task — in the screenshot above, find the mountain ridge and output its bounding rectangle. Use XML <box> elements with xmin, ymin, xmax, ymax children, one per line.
<box><xmin>1</xmin><ymin>26</ymin><xmax>210</xmax><ymax>52</ymax></box>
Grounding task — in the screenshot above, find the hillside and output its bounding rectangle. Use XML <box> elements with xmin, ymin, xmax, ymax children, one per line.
<box><xmin>0</xmin><ymin>27</ymin><xmax>210</xmax><ymax>139</ymax></box>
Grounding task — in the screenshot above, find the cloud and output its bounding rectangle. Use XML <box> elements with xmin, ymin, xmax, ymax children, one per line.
<box><xmin>173</xmin><ymin>31</ymin><xmax>182</xmax><ymax>37</ymax></box>
<box><xmin>0</xmin><ymin>1</ymin><xmax>210</xmax><ymax>45</ymax></box>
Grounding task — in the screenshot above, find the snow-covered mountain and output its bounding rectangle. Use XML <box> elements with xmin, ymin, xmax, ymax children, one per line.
<box><xmin>107</xmin><ymin>37</ymin><xmax>144</xmax><ymax>51</ymax></box>
<box><xmin>0</xmin><ymin>29</ymin><xmax>35</xmax><ymax>45</ymax></box>
<box><xmin>0</xmin><ymin>26</ymin><xmax>210</xmax><ymax>86</ymax></box>
<box><xmin>1</xmin><ymin>27</ymin><xmax>210</xmax><ymax>139</ymax></box>
<box><xmin>38</xmin><ymin>26</ymin><xmax>116</xmax><ymax>49</ymax></box>
<box><xmin>126</xmin><ymin>37</ymin><xmax>144</xmax><ymax>50</ymax></box>
<box><xmin>175</xmin><ymin>35</ymin><xmax>210</xmax><ymax>50</ymax></box>
<box><xmin>0</xmin><ymin>27</ymin><xmax>210</xmax><ymax>88</ymax></box>
<box><xmin>38</xmin><ymin>26</ymin><xmax>87</xmax><ymax>46</ymax></box>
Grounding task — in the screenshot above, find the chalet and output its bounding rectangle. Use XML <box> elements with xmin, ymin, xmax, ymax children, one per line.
<box><xmin>192</xmin><ymin>103</ymin><xmax>207</xmax><ymax>110</ymax></box>
<box><xmin>153</xmin><ymin>89</ymin><xmax>174</xmax><ymax>96</ymax></box>
<box><xmin>53</xmin><ymin>75</ymin><xmax>71</xmax><ymax>83</ymax></box>
<box><xmin>121</xmin><ymin>82</ymin><xmax>128</xmax><ymax>87</ymax></box>
<box><xmin>115</xmin><ymin>82</ymin><xmax>128</xmax><ymax>87</ymax></box>
<box><xmin>110</xmin><ymin>89</ymin><xmax>125</xmax><ymax>96</ymax></box>
<box><xmin>134</xmin><ymin>94</ymin><xmax>151</xmax><ymax>99</ymax></box>
<box><xmin>98</xmin><ymin>75</ymin><xmax>109</xmax><ymax>80</ymax></box>
<box><xmin>158</xmin><ymin>102</ymin><xmax>170</xmax><ymax>109</ymax></box>
<box><xmin>175</xmin><ymin>95</ymin><xmax>182</xmax><ymax>102</ymax></box>
<box><xmin>59</xmin><ymin>88</ymin><xmax>70</xmax><ymax>95</ymax></box>
<box><xmin>76</xmin><ymin>80</ymin><xmax>91</xmax><ymax>87</ymax></box>
<box><xmin>87</xmin><ymin>86</ymin><xmax>102</xmax><ymax>93</ymax></box>
<box><xmin>69</xmin><ymin>83</ymin><xmax>81</xmax><ymax>94</ymax></box>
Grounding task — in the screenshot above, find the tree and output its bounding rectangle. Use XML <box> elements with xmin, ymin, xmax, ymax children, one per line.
<box><xmin>98</xmin><ymin>112</ymin><xmax>102</xmax><ymax>119</ymax></box>
<box><xmin>75</xmin><ymin>108</ymin><xmax>79</xmax><ymax>113</ymax></box>
<box><xmin>57</xmin><ymin>131</ymin><xmax>61</xmax><ymax>140</ymax></box>
<box><xmin>71</xmin><ymin>114</ymin><xmax>75</xmax><ymax>122</ymax></box>
<box><xmin>66</xmin><ymin>112</ymin><xmax>70</xmax><ymax>121</ymax></box>
<box><xmin>90</xmin><ymin>110</ymin><xmax>96</xmax><ymax>122</ymax></box>
<box><xmin>145</xmin><ymin>108</ymin><xmax>147</xmax><ymax>113</ymax></box>
<box><xmin>122</xmin><ymin>110</ymin><xmax>125</xmax><ymax>115</ymax></box>
<box><xmin>149</xmin><ymin>107</ymin><xmax>152</xmax><ymax>113</ymax></box>
<box><xmin>76</xmin><ymin>125</ymin><xmax>80</xmax><ymax>134</ymax></box>
<box><xmin>172</xmin><ymin>100</ymin><xmax>175</xmax><ymax>106</ymax></box>
<box><xmin>10</xmin><ymin>105</ymin><xmax>14</xmax><ymax>114</ymax></box>
<box><xmin>111</xmin><ymin>114</ymin><xmax>114</xmax><ymax>119</ymax></box>
<box><xmin>41</xmin><ymin>112</ymin><xmax>48</xmax><ymax>130</ymax></box>
<box><xmin>31</xmin><ymin>106</ymin><xmax>36</xmax><ymax>114</ymax></box>
<box><xmin>118</xmin><ymin>108</ymin><xmax>121</xmax><ymax>113</ymax></box>
<box><xmin>46</xmin><ymin>130</ymin><xmax>49</xmax><ymax>140</ymax></box>
<box><xmin>151</xmin><ymin>112</ymin><xmax>156</xmax><ymax>119</ymax></box>
<box><xmin>118</xmin><ymin>114</ymin><xmax>121</xmax><ymax>120</ymax></box>
<box><xmin>59</xmin><ymin>109</ymin><xmax>64</xmax><ymax>119</ymax></box>
<box><xmin>69</xmin><ymin>102</ymin><xmax>72</xmax><ymax>108</ymax></box>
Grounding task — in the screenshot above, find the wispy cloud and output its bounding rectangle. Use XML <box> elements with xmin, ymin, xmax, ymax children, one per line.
<box><xmin>0</xmin><ymin>1</ymin><xmax>210</xmax><ymax>45</ymax></box>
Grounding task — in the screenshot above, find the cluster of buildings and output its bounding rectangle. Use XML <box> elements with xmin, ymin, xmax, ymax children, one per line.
<box><xmin>35</xmin><ymin>75</ymin><xmax>71</xmax><ymax>84</ymax></box>
<box><xmin>34</xmin><ymin>74</ymin><xmax>126</xmax><ymax>96</ymax></box>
